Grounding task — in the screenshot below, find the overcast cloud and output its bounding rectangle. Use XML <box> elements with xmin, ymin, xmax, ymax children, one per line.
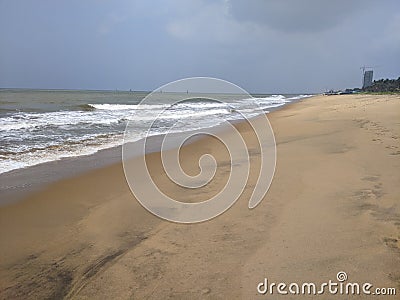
<box><xmin>0</xmin><ymin>0</ymin><xmax>399</xmax><ymax>93</ymax></box>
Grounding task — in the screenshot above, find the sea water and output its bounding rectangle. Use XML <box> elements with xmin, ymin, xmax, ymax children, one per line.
<box><xmin>0</xmin><ymin>89</ymin><xmax>310</xmax><ymax>174</ymax></box>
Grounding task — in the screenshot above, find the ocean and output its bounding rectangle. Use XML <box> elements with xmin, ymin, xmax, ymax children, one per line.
<box><xmin>0</xmin><ymin>89</ymin><xmax>310</xmax><ymax>175</ymax></box>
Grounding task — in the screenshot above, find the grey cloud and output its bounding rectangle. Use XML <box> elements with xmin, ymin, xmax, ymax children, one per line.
<box><xmin>228</xmin><ymin>0</ymin><xmax>374</xmax><ymax>33</ymax></box>
<box><xmin>0</xmin><ymin>0</ymin><xmax>399</xmax><ymax>92</ymax></box>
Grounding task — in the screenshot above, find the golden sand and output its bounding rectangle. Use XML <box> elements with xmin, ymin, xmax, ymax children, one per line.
<box><xmin>1</xmin><ymin>94</ymin><xmax>399</xmax><ymax>299</ymax></box>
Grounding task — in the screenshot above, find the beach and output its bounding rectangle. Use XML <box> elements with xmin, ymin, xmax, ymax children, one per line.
<box><xmin>0</xmin><ymin>94</ymin><xmax>399</xmax><ymax>299</ymax></box>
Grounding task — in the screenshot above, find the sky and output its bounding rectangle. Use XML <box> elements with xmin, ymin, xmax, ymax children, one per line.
<box><xmin>0</xmin><ymin>0</ymin><xmax>399</xmax><ymax>93</ymax></box>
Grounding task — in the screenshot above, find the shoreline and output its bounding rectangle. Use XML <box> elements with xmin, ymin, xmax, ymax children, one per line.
<box><xmin>1</xmin><ymin>94</ymin><xmax>399</xmax><ymax>299</ymax></box>
<box><xmin>0</xmin><ymin>96</ymin><xmax>310</xmax><ymax>206</ymax></box>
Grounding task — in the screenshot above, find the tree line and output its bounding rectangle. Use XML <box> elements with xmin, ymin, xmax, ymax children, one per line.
<box><xmin>364</xmin><ymin>77</ymin><xmax>400</xmax><ymax>93</ymax></box>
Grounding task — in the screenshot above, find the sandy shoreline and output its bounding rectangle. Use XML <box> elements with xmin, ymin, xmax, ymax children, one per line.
<box><xmin>0</xmin><ymin>98</ymin><xmax>293</xmax><ymax>206</ymax></box>
<box><xmin>1</xmin><ymin>94</ymin><xmax>399</xmax><ymax>299</ymax></box>
<box><xmin>0</xmin><ymin>131</ymin><xmax>196</xmax><ymax>205</ymax></box>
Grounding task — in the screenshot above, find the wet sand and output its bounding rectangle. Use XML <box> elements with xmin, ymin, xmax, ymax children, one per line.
<box><xmin>0</xmin><ymin>94</ymin><xmax>399</xmax><ymax>299</ymax></box>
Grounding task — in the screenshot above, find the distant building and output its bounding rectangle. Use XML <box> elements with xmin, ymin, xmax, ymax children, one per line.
<box><xmin>363</xmin><ymin>70</ymin><xmax>373</xmax><ymax>88</ymax></box>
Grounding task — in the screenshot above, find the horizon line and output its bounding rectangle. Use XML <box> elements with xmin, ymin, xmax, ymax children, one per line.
<box><xmin>0</xmin><ymin>87</ymin><xmax>318</xmax><ymax>95</ymax></box>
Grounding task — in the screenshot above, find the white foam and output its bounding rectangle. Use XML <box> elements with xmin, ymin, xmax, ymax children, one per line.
<box><xmin>0</xmin><ymin>134</ymin><xmax>125</xmax><ymax>174</ymax></box>
<box><xmin>1</xmin><ymin>94</ymin><xmax>310</xmax><ymax>174</ymax></box>
<box><xmin>88</xmin><ymin>103</ymin><xmax>169</xmax><ymax>110</ymax></box>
